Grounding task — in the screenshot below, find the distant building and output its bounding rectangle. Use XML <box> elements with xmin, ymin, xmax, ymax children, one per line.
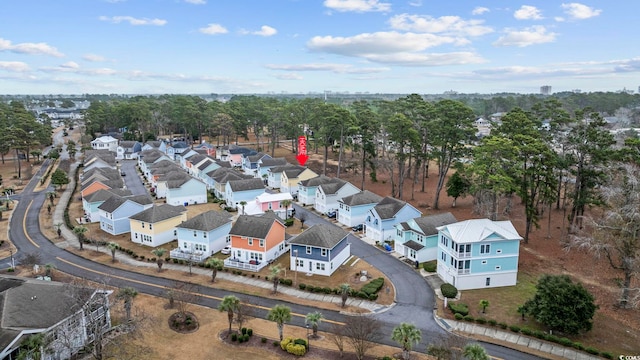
<box><xmin>540</xmin><ymin>85</ymin><xmax>552</xmax><ymax>95</ymax></box>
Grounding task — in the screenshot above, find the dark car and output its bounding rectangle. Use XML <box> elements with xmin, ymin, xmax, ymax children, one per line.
<box><xmin>326</xmin><ymin>210</ymin><xmax>337</xmax><ymax>219</ymax></box>
<box><xmin>352</xmin><ymin>223</ymin><xmax>363</xmax><ymax>232</ymax></box>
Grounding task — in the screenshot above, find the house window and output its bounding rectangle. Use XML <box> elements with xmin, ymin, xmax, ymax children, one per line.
<box><xmin>259</xmin><ymin>239</ymin><xmax>264</xmax><ymax>247</ymax></box>
<box><xmin>397</xmin><ymin>229</ymin><xmax>402</xmax><ymax>237</ymax></box>
<box><xmin>481</xmin><ymin>260</ymin><xmax>487</xmax><ymax>265</ymax></box>
<box><xmin>194</xmin><ymin>231</ymin><xmax>197</xmax><ymax>237</ymax></box>
<box><xmin>409</xmin><ymin>249</ymin><xmax>416</xmax><ymax>258</ymax></box>
<box><xmin>495</xmin><ymin>265</ymin><xmax>501</xmax><ymax>270</ymax></box>
<box><xmin>135</xmin><ymin>233</ymin><xmax>138</xmax><ymax>239</ymax></box>
<box><xmin>203</xmin><ymin>233</ymin><xmax>207</xmax><ymax>238</ymax></box>
<box><xmin>316</xmin><ymin>263</ymin><xmax>325</xmax><ymax>271</ymax></box>
<box><xmin>306</xmin><ymin>246</ymin><xmax>311</xmax><ymax>254</ymax></box>
<box><xmin>374</xmin><ymin>219</ymin><xmax>378</xmax><ymax>225</ymax></box>
<box><xmin>268</xmin><ymin>203</ymin><xmax>272</xmax><ymax>210</ymax></box>
<box><xmin>141</xmin><ymin>222</ymin><xmax>145</xmax><ymax>228</ymax></box>
<box><xmin>296</xmin><ymin>259</ymin><xmax>304</xmax><ymax>267</ymax></box>
<box><xmin>248</xmin><ymin>238</ymin><xmax>253</xmax><ymax>246</ymax></box>
<box><xmin>367</xmin><ymin>216</ymin><xmax>371</xmax><ymax>222</ymax></box>
<box><xmin>226</xmin><ymin>236</ymin><xmax>230</xmax><ymax>243</ymax></box>
<box><xmin>174</xmin><ymin>229</ymin><xmax>177</xmax><ymax>236</ymax></box>
<box><xmin>496</xmin><ymin>249</ymin><xmax>502</xmax><ymax>254</ymax></box>
<box><xmin>480</xmin><ymin>244</ymin><xmax>491</xmax><ymax>254</ymax></box>
<box><xmin>321</xmin><ymin>249</ymin><xmax>327</xmax><ymax>257</ymax></box>
<box><xmin>183</xmin><ymin>242</ymin><xmax>188</xmax><ymax>249</ymax></box>
<box><xmin>149</xmin><ymin>224</ymin><xmax>152</xmax><ymax>230</ymax></box>
<box><xmin>485</xmin><ymin>277</ymin><xmax>491</xmax><ymax>286</ymax></box>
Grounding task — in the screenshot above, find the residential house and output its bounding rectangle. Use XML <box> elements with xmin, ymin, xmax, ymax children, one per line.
<box><xmin>228</xmin><ymin>146</ymin><xmax>255</xmax><ymax>168</ymax></box>
<box><xmin>184</xmin><ymin>154</ymin><xmax>208</xmax><ymax>176</ymax></box>
<box><xmin>394</xmin><ymin>213</ymin><xmax>457</xmax><ymax>263</ymax></box>
<box><xmin>141</xmin><ymin>140</ymin><xmax>167</xmax><ymax>153</ymax></box>
<box><xmin>90</xmin><ymin>135</ymin><xmax>118</xmax><ymax>152</ymax></box>
<box><xmin>138</xmin><ymin>149</ymin><xmax>172</xmax><ymax>177</ymax></box>
<box><xmin>256</xmin><ymin>157</ymin><xmax>287</xmax><ymax>180</ymax></box>
<box><xmin>314</xmin><ymin>178</ymin><xmax>360</xmax><ymax>215</ymax></box>
<box><xmin>82</xmin><ymin>188</ymin><xmax>132</xmax><ymax>223</ymax></box>
<box><xmin>166</xmin><ymin>141</ymin><xmax>189</xmax><ymax>160</ymax></box>
<box><xmin>193</xmin><ymin>157</ymin><xmax>220</xmax><ymax>182</ymax></box>
<box><xmin>171</xmin><ymin>210</ymin><xmax>233</xmax><ymax>262</ymax></box>
<box><xmin>193</xmin><ymin>141</ymin><xmax>216</xmax><ymax>157</ymax></box>
<box><xmin>224</xmin><ymin>213</ymin><xmax>287</xmax><ymax>272</ymax></box>
<box><xmin>280</xmin><ymin>166</ymin><xmax>317</xmax><ymax>196</ymax></box>
<box><xmin>116</xmin><ymin>140</ymin><xmax>142</xmax><ymax>160</ymax></box>
<box><xmin>244</xmin><ymin>192</ymin><xmax>294</xmax><ymax>220</ymax></box>
<box><xmin>297</xmin><ymin>175</ymin><xmax>333</xmax><ymax>206</ymax></box>
<box><xmin>0</xmin><ymin>275</ymin><xmax>112</xmax><ymax>360</ymax></box>
<box><xmin>166</xmin><ymin>176</ymin><xmax>208</xmax><ymax>206</ymax></box>
<box><xmin>337</xmin><ymin>190</ymin><xmax>383</xmax><ymax>227</ymax></box>
<box><xmin>365</xmin><ymin>197</ymin><xmax>422</xmax><ymax>243</ymax></box>
<box><xmin>266</xmin><ymin>163</ymin><xmax>294</xmax><ymax>189</ymax></box>
<box><xmin>98</xmin><ymin>194</ymin><xmax>154</xmax><ymax>235</ymax></box>
<box><xmin>129</xmin><ymin>204</ymin><xmax>187</xmax><ymax>247</ymax></box>
<box><xmin>437</xmin><ymin>219</ymin><xmax>523</xmax><ymax>290</ymax></box>
<box><xmin>288</xmin><ymin>224</ymin><xmax>351</xmax><ymax>276</ymax></box>
<box><xmin>225</xmin><ymin>178</ymin><xmax>266</xmax><ymax>209</ymax></box>
<box><xmin>242</xmin><ymin>152</ymin><xmax>271</xmax><ymax>176</ymax></box>
<box><xmin>208</xmin><ymin>168</ymin><xmax>253</xmax><ymax>199</ymax></box>
<box><xmin>148</xmin><ymin>161</ymin><xmax>183</xmax><ymax>189</ymax></box>
<box><xmin>82</xmin><ymin>151</ymin><xmax>117</xmax><ymax>172</ymax></box>
<box><xmin>80</xmin><ymin>178</ymin><xmax>124</xmax><ymax>199</ymax></box>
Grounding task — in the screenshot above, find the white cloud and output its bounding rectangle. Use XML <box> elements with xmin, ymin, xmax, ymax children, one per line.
<box><xmin>514</xmin><ymin>5</ymin><xmax>543</xmax><ymax>20</ymax></box>
<box><xmin>0</xmin><ymin>37</ymin><xmax>64</xmax><ymax>57</ymax></box>
<box><xmin>275</xmin><ymin>73</ymin><xmax>303</xmax><ymax>80</ymax></box>
<box><xmin>554</xmin><ymin>16</ymin><xmax>565</xmax><ymax>22</ymax></box>
<box><xmin>561</xmin><ymin>3</ymin><xmax>602</xmax><ymax>20</ymax></box>
<box><xmin>99</xmin><ymin>15</ymin><xmax>167</xmax><ymax>26</ymax></box>
<box><xmin>362</xmin><ymin>52</ymin><xmax>485</xmax><ymax>66</ymax></box>
<box><xmin>83</xmin><ymin>54</ymin><xmax>106</xmax><ymax>62</ymax></box>
<box><xmin>199</xmin><ymin>23</ymin><xmax>228</xmax><ymax>35</ymax></box>
<box><xmin>408</xmin><ymin>0</ymin><xmax>422</xmax><ymax>7</ymax></box>
<box><xmin>472</xmin><ymin>6</ymin><xmax>490</xmax><ymax>15</ymax></box>
<box><xmin>60</xmin><ymin>61</ymin><xmax>79</xmax><ymax>69</ymax></box>
<box><xmin>265</xmin><ymin>63</ymin><xmax>389</xmax><ymax>74</ymax></box>
<box><xmin>493</xmin><ymin>26</ymin><xmax>556</xmax><ymax>47</ymax></box>
<box><xmin>323</xmin><ymin>0</ymin><xmax>391</xmax><ymax>13</ymax></box>
<box><xmin>389</xmin><ymin>14</ymin><xmax>493</xmax><ymax>37</ymax></box>
<box><xmin>184</xmin><ymin>0</ymin><xmax>206</xmax><ymax>4</ymax></box>
<box><xmin>248</xmin><ymin>25</ymin><xmax>277</xmax><ymax>37</ymax></box>
<box><xmin>0</xmin><ymin>61</ymin><xmax>30</xmax><ymax>72</ymax></box>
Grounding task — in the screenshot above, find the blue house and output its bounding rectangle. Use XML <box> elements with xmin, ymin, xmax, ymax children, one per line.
<box><xmin>256</xmin><ymin>157</ymin><xmax>288</xmax><ymax>180</ymax></box>
<box><xmin>172</xmin><ymin>210</ymin><xmax>233</xmax><ymax>262</ymax></box>
<box><xmin>436</xmin><ymin>219</ymin><xmax>523</xmax><ymax>290</ymax></box>
<box><xmin>337</xmin><ymin>190</ymin><xmax>382</xmax><ymax>228</ymax></box>
<box><xmin>98</xmin><ymin>194</ymin><xmax>154</xmax><ymax>235</ymax></box>
<box><xmin>298</xmin><ymin>175</ymin><xmax>333</xmax><ymax>206</ymax></box>
<box><xmin>394</xmin><ymin>213</ymin><xmax>457</xmax><ymax>263</ymax></box>
<box><xmin>82</xmin><ymin>188</ymin><xmax>132</xmax><ymax>223</ymax></box>
<box><xmin>225</xmin><ymin>178</ymin><xmax>266</xmax><ymax>209</ymax></box>
<box><xmin>364</xmin><ymin>197</ymin><xmax>422</xmax><ymax>243</ymax></box>
<box><xmin>242</xmin><ymin>152</ymin><xmax>271</xmax><ymax>176</ymax></box>
<box><xmin>289</xmin><ymin>224</ymin><xmax>351</xmax><ymax>276</ymax></box>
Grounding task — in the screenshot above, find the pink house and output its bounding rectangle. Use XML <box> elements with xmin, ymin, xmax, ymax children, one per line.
<box><xmin>243</xmin><ymin>192</ymin><xmax>294</xmax><ymax>220</ymax></box>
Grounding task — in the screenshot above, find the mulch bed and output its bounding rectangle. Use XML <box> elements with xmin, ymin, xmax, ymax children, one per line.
<box><xmin>218</xmin><ymin>330</ymin><xmax>382</xmax><ymax>360</ymax></box>
<box><xmin>168</xmin><ymin>311</ymin><xmax>199</xmax><ymax>333</ymax></box>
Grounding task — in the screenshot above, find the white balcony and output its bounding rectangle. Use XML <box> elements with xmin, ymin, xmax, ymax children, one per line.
<box><xmin>224</xmin><ymin>257</ymin><xmax>267</xmax><ymax>272</ymax></box>
<box><xmin>170</xmin><ymin>248</ymin><xmax>207</xmax><ymax>263</ymax></box>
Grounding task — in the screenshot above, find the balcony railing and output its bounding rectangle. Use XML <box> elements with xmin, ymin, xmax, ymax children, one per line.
<box><xmin>224</xmin><ymin>257</ymin><xmax>267</xmax><ymax>272</ymax></box>
<box><xmin>454</xmin><ymin>251</ymin><xmax>472</xmax><ymax>258</ymax></box>
<box><xmin>170</xmin><ymin>248</ymin><xmax>207</xmax><ymax>263</ymax></box>
<box><xmin>457</xmin><ymin>269</ymin><xmax>471</xmax><ymax>275</ymax></box>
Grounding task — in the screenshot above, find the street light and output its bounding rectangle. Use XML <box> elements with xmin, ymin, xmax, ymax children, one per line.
<box><xmin>306</xmin><ymin>324</ymin><xmax>310</xmax><ymax>351</ymax></box>
<box><xmin>294</xmin><ymin>249</ymin><xmax>298</xmax><ymax>286</ymax></box>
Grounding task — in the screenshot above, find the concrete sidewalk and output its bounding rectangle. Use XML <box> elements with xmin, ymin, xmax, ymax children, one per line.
<box><xmin>50</xmin><ymin>161</ymin><xmax>389</xmax><ymax>314</ymax></box>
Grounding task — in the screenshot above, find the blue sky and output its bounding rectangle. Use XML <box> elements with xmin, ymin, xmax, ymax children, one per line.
<box><xmin>1</xmin><ymin>0</ymin><xmax>637</xmax><ymax>95</ymax></box>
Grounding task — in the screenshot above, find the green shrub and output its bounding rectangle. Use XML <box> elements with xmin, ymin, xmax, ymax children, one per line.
<box><xmin>440</xmin><ymin>283</ymin><xmax>458</xmax><ymax>298</ymax></box>
<box><xmin>558</xmin><ymin>337</ymin><xmax>573</xmax><ymax>347</ymax></box>
<box><xmin>509</xmin><ymin>325</ymin><xmax>521</xmax><ymax>333</ymax></box>
<box><xmin>544</xmin><ymin>334</ymin><xmax>560</xmax><ymax>343</ymax></box>
<box><xmin>284</xmin><ymin>218</ymin><xmax>294</xmax><ymax>227</ymax></box>
<box><xmin>273</xmin><ymin>341</ymin><xmax>279</xmax><ymax>347</ymax></box>
<box><xmin>293</xmin><ymin>338</ymin><xmax>307</xmax><ymax>348</ymax></box>
<box><xmin>520</xmin><ymin>328</ymin><xmax>533</xmax><ymax>336</ymax></box>
<box><xmin>323</xmin><ymin>287</ymin><xmax>332</xmax><ymax>294</ymax></box>
<box><xmin>299</xmin><ymin>283</ymin><xmax>306</xmax><ymax>290</ymax></box>
<box><xmin>379</xmin><ymin>357</ymin><xmax>393</xmax><ymax>360</ymax></box>
<box><xmin>284</xmin><ymin>279</ymin><xmax>293</xmax><ymax>286</ymax></box>
<box><xmin>261</xmin><ymin>337</ymin><xmax>267</xmax><ymax>344</ymax></box>
<box><xmin>241</xmin><ymin>327</ymin><xmax>247</xmax><ymax>335</ymax></box>
<box><xmin>585</xmin><ymin>347</ymin><xmax>599</xmax><ymax>355</ymax></box>
<box><xmin>601</xmin><ymin>352</ymin><xmax>614</xmax><ymax>359</ymax></box>
<box><xmin>454</xmin><ymin>313</ymin><xmax>463</xmax><ymax>320</ymax></box>
<box><xmin>369</xmin><ymin>293</ymin><xmax>379</xmax><ymax>301</ymax></box>
<box><xmin>422</xmin><ymin>261</ymin><xmax>437</xmax><ymax>272</ymax></box>
<box><xmin>488</xmin><ymin>319</ymin><xmax>497</xmax><ymax>326</ymax></box>
<box><xmin>360</xmin><ymin>277</ymin><xmax>385</xmax><ymax>295</ymax></box>
<box><xmin>231</xmin><ymin>333</ymin><xmax>237</xmax><ymax>342</ymax></box>
<box><xmin>498</xmin><ymin>322</ymin><xmax>508</xmax><ymax>329</ymax></box>
<box><xmin>243</xmin><ymin>334</ymin><xmax>250</xmax><ymax>342</ymax></box>
<box><xmin>475</xmin><ymin>318</ymin><xmax>487</xmax><ymax>325</ymax></box>
<box><xmin>247</xmin><ymin>329</ymin><xmax>253</xmax><ymax>336</ymax></box>
<box><xmin>447</xmin><ymin>302</ymin><xmax>469</xmax><ymax>316</ymax></box>
<box><xmin>238</xmin><ymin>336</ymin><xmax>244</xmax><ymax>343</ymax></box>
<box><xmin>572</xmin><ymin>342</ymin><xmax>585</xmax><ymax>351</ymax></box>
<box><xmin>356</xmin><ymin>291</ymin><xmax>369</xmax><ymax>299</ymax></box>
<box><xmin>285</xmin><ymin>343</ymin><xmax>307</xmax><ymax>356</ymax></box>
<box><xmin>463</xmin><ymin>315</ymin><xmax>474</xmax><ymax>322</ymax></box>
<box><xmin>306</xmin><ymin>285</ymin><xmax>315</xmax><ymax>292</ymax></box>
<box><xmin>532</xmin><ymin>330</ymin><xmax>546</xmax><ymax>339</ymax></box>
<box><xmin>280</xmin><ymin>337</ymin><xmax>293</xmax><ymax>351</ymax></box>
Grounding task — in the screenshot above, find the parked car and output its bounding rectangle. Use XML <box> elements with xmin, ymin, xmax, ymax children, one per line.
<box><xmin>326</xmin><ymin>210</ymin><xmax>337</xmax><ymax>219</ymax></box>
<box><xmin>352</xmin><ymin>223</ymin><xmax>363</xmax><ymax>232</ymax></box>
<box><xmin>221</xmin><ymin>245</ymin><xmax>232</xmax><ymax>255</ymax></box>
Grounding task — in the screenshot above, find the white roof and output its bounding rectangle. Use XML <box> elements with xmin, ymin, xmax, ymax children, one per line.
<box><xmin>92</xmin><ymin>135</ymin><xmax>118</xmax><ymax>143</ymax></box>
<box><xmin>255</xmin><ymin>192</ymin><xmax>293</xmax><ymax>203</ymax></box>
<box><xmin>437</xmin><ymin>219</ymin><xmax>522</xmax><ymax>243</ymax></box>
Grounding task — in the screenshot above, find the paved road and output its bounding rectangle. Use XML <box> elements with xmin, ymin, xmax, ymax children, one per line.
<box><xmin>119</xmin><ymin>160</ymin><xmax>147</xmax><ymax>195</ymax></box>
<box><xmin>7</xmin><ymin>162</ymin><xmax>543</xmax><ymax>359</ymax></box>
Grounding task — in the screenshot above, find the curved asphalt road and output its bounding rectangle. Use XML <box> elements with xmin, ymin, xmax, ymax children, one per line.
<box><xmin>7</xmin><ymin>159</ymin><xmax>543</xmax><ymax>359</ymax></box>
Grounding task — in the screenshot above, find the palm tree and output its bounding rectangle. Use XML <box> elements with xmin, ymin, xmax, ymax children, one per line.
<box><xmin>339</xmin><ymin>283</ymin><xmax>351</xmax><ymax>308</ymax></box>
<box><xmin>73</xmin><ymin>225</ymin><xmax>87</xmax><ymax>250</ymax></box>
<box><xmin>16</xmin><ymin>333</ymin><xmax>47</xmax><ymax>360</ymax></box>
<box><xmin>239</xmin><ymin>200</ymin><xmax>247</xmax><ymax>215</ymax></box>
<box><xmin>218</xmin><ymin>295</ymin><xmax>240</xmax><ymax>335</ymax></box>
<box><xmin>391</xmin><ymin>322</ymin><xmax>422</xmax><ymax>360</ymax></box>
<box><xmin>54</xmin><ymin>222</ymin><xmax>63</xmax><ymax>238</ymax></box>
<box><xmin>151</xmin><ymin>248</ymin><xmax>167</xmax><ymax>272</ymax></box>
<box><xmin>107</xmin><ymin>242</ymin><xmax>118</xmax><ymax>263</ymax></box>
<box><xmin>267</xmin><ymin>304</ymin><xmax>292</xmax><ymax>341</ymax></box>
<box><xmin>269</xmin><ymin>264</ymin><xmax>282</xmax><ymax>294</ymax></box>
<box><xmin>206</xmin><ymin>258</ymin><xmax>224</xmax><ymax>282</ymax></box>
<box><xmin>117</xmin><ymin>287</ymin><xmax>138</xmax><ymax>322</ymax></box>
<box><xmin>47</xmin><ymin>191</ymin><xmax>55</xmax><ymax>206</ymax></box>
<box><xmin>44</xmin><ymin>263</ymin><xmax>56</xmax><ymax>278</ymax></box>
<box><xmin>462</xmin><ymin>343</ymin><xmax>489</xmax><ymax>360</ymax></box>
<box><xmin>305</xmin><ymin>311</ymin><xmax>324</xmax><ymax>338</ymax></box>
<box><xmin>281</xmin><ymin>199</ymin><xmax>292</xmax><ymax>219</ymax></box>
<box><xmin>479</xmin><ymin>299</ymin><xmax>489</xmax><ymax>314</ymax></box>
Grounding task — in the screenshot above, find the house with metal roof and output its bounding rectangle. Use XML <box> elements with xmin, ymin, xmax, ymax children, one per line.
<box><xmin>171</xmin><ymin>210</ymin><xmax>233</xmax><ymax>262</ymax></box>
<box><xmin>336</xmin><ymin>190</ymin><xmax>383</xmax><ymax>228</ymax></box>
<box><xmin>129</xmin><ymin>204</ymin><xmax>187</xmax><ymax>247</ymax></box>
<box><xmin>394</xmin><ymin>212</ymin><xmax>457</xmax><ymax>263</ymax></box>
<box><xmin>288</xmin><ymin>224</ymin><xmax>351</xmax><ymax>276</ymax></box>
<box><xmin>224</xmin><ymin>213</ymin><xmax>287</xmax><ymax>272</ymax></box>
<box><xmin>364</xmin><ymin>197</ymin><xmax>422</xmax><ymax>243</ymax></box>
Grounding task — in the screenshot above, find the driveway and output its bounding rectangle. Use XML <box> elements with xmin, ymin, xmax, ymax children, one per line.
<box><xmin>119</xmin><ymin>160</ymin><xmax>147</xmax><ymax>196</ymax></box>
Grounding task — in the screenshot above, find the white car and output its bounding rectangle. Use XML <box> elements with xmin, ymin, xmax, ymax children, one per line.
<box><xmin>221</xmin><ymin>245</ymin><xmax>232</xmax><ymax>255</ymax></box>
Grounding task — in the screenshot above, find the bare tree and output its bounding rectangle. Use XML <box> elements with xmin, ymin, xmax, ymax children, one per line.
<box><xmin>235</xmin><ymin>297</ymin><xmax>255</xmax><ymax>332</ymax></box>
<box><xmin>168</xmin><ymin>281</ymin><xmax>199</xmax><ymax>317</ymax></box>
<box><xmin>426</xmin><ymin>334</ymin><xmax>467</xmax><ymax>360</ymax></box>
<box><xmin>327</xmin><ymin>323</ymin><xmax>346</xmax><ymax>357</ymax></box>
<box><xmin>568</xmin><ymin>163</ymin><xmax>640</xmax><ymax>308</ymax></box>
<box><xmin>343</xmin><ymin>314</ymin><xmax>381</xmax><ymax>360</ymax></box>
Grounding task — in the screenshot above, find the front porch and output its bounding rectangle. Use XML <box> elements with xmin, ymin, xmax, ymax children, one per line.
<box><xmin>224</xmin><ymin>257</ymin><xmax>268</xmax><ymax>272</ymax></box>
<box><xmin>170</xmin><ymin>248</ymin><xmax>208</xmax><ymax>263</ymax></box>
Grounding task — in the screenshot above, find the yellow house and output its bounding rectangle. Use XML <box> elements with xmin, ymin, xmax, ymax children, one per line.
<box><xmin>129</xmin><ymin>204</ymin><xmax>187</xmax><ymax>247</ymax></box>
<box><xmin>281</xmin><ymin>166</ymin><xmax>318</xmax><ymax>196</ymax></box>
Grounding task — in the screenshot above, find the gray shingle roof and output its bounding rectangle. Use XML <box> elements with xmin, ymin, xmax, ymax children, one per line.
<box><xmin>197</xmin><ymin>158</ymin><xmax>215</xmax><ymax>170</ymax></box>
<box><xmin>177</xmin><ymin>210</ymin><xmax>232</xmax><ymax>231</ymax></box>
<box><xmin>83</xmin><ymin>188</ymin><xmax>132</xmax><ymax>203</ymax></box>
<box><xmin>228</xmin><ymin>178</ymin><xmax>265</xmax><ymax>191</ymax></box>
<box><xmin>340</xmin><ymin>190</ymin><xmax>383</xmax><ymax>206</ymax></box>
<box><xmin>97</xmin><ymin>194</ymin><xmax>152</xmax><ymax>212</ymax></box>
<box><xmin>282</xmin><ymin>165</ymin><xmax>307</xmax><ymax>178</ymax></box>
<box><xmin>318</xmin><ymin>178</ymin><xmax>348</xmax><ymax>195</ymax></box>
<box><xmin>246</xmin><ymin>152</ymin><xmax>266</xmax><ymax>162</ymax></box>
<box><xmin>187</xmin><ymin>154</ymin><xmax>207</xmax><ymax>165</ymax></box>
<box><xmin>288</xmin><ymin>224</ymin><xmax>347</xmax><ymax>249</ymax></box>
<box><xmin>130</xmin><ymin>204</ymin><xmax>186</xmax><ymax>223</ymax></box>
<box><xmin>268</xmin><ymin>163</ymin><xmax>297</xmax><ymax>173</ymax></box>
<box><xmin>299</xmin><ymin>175</ymin><xmax>333</xmax><ymax>187</ymax></box>
<box><xmin>404</xmin><ymin>240</ymin><xmax>424</xmax><ymax>251</ymax></box>
<box><xmin>81</xmin><ymin>179</ymin><xmax>124</xmax><ymax>191</ymax></box>
<box><xmin>119</xmin><ymin>140</ymin><xmax>138</xmax><ymax>148</ymax></box>
<box><xmin>414</xmin><ymin>212</ymin><xmax>457</xmax><ymax>236</ymax></box>
<box><xmin>158</xmin><ymin>171</ymin><xmax>190</xmax><ymax>182</ymax></box>
<box><xmin>373</xmin><ymin>197</ymin><xmax>407</xmax><ymax>220</ymax></box>
<box><xmin>260</xmin><ymin>157</ymin><xmax>288</xmax><ymax>167</ymax></box>
<box><xmin>229</xmin><ymin>213</ymin><xmax>281</xmax><ymax>239</ymax></box>
<box><xmin>82</xmin><ymin>167</ymin><xmax>120</xmax><ymax>180</ymax></box>
<box><xmin>166</xmin><ymin>176</ymin><xmax>194</xmax><ymax>189</ymax></box>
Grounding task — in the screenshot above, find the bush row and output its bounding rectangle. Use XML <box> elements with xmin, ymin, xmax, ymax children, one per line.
<box><xmin>298</xmin><ymin>283</ymin><xmax>379</xmax><ymax>301</ymax></box>
<box><xmin>230</xmin><ymin>327</ymin><xmax>254</xmax><ymax>343</ymax></box>
<box><xmin>360</xmin><ymin>277</ymin><xmax>384</xmax><ymax>296</ymax></box>
<box><xmin>280</xmin><ymin>337</ymin><xmax>307</xmax><ymax>356</ymax></box>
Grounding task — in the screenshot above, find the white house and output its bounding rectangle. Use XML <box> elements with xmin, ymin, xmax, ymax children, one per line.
<box><xmin>314</xmin><ymin>178</ymin><xmax>360</xmax><ymax>215</ymax></box>
<box><xmin>90</xmin><ymin>136</ymin><xmax>118</xmax><ymax>153</ymax></box>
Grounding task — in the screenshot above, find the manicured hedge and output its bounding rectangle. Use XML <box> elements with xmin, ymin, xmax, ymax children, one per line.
<box><xmin>360</xmin><ymin>277</ymin><xmax>385</xmax><ymax>296</ymax></box>
<box><xmin>448</xmin><ymin>302</ymin><xmax>469</xmax><ymax>316</ymax></box>
<box><xmin>440</xmin><ymin>283</ymin><xmax>458</xmax><ymax>298</ymax></box>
